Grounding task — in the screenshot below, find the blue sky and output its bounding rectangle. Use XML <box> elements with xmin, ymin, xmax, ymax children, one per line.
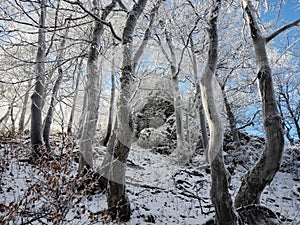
<box><xmin>262</xmin><ymin>0</ymin><xmax>299</xmax><ymax>24</ymax></box>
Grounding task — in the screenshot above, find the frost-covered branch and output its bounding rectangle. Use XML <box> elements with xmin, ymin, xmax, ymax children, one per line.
<box><xmin>266</xmin><ymin>18</ymin><xmax>300</xmax><ymax>43</ymax></box>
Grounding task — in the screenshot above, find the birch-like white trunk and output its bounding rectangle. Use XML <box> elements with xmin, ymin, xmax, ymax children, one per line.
<box><xmin>199</xmin><ymin>1</ymin><xmax>238</xmax><ymax>224</ymax></box>
<box><xmin>235</xmin><ymin>0</ymin><xmax>284</xmax><ymax>208</ymax></box>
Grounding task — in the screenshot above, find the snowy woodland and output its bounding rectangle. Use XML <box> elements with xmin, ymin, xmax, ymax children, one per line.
<box><xmin>0</xmin><ymin>0</ymin><xmax>299</xmax><ymax>224</ymax></box>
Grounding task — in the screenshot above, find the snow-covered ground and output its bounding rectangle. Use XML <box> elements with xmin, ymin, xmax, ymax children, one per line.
<box><xmin>0</xmin><ymin>136</ymin><xmax>299</xmax><ymax>224</ymax></box>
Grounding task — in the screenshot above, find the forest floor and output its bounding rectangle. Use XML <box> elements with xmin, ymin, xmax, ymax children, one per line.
<box><xmin>0</xmin><ymin>133</ymin><xmax>299</xmax><ymax>224</ymax></box>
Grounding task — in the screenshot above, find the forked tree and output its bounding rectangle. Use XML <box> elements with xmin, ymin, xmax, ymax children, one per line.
<box><xmin>235</xmin><ymin>0</ymin><xmax>299</xmax><ymax>208</ymax></box>
<box><xmin>105</xmin><ymin>0</ymin><xmax>148</xmax><ymax>221</ymax></box>
<box><xmin>78</xmin><ymin>0</ymin><xmax>117</xmax><ymax>174</ymax></box>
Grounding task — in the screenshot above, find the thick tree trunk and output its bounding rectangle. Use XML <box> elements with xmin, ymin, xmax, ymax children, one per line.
<box><xmin>106</xmin><ymin>0</ymin><xmax>148</xmax><ymax>221</ymax></box>
<box><xmin>30</xmin><ymin>0</ymin><xmax>46</xmax><ymax>156</ymax></box>
<box><xmin>235</xmin><ymin>0</ymin><xmax>284</xmax><ymax>208</ymax></box>
<box><xmin>199</xmin><ymin>1</ymin><xmax>238</xmax><ymax>224</ymax></box>
<box><xmin>19</xmin><ymin>79</ymin><xmax>32</xmax><ymax>134</ymax></box>
<box><xmin>78</xmin><ymin>0</ymin><xmax>117</xmax><ymax>173</ymax></box>
<box><xmin>67</xmin><ymin>57</ymin><xmax>83</xmax><ymax>134</ymax></box>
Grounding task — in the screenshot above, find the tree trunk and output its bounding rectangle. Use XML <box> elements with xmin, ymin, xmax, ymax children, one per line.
<box><xmin>106</xmin><ymin>0</ymin><xmax>148</xmax><ymax>221</ymax></box>
<box><xmin>78</xmin><ymin>0</ymin><xmax>117</xmax><ymax>174</ymax></box>
<box><xmin>222</xmin><ymin>90</ymin><xmax>241</xmax><ymax>149</ymax></box>
<box><xmin>164</xmin><ymin>31</ymin><xmax>185</xmax><ymax>162</ymax></box>
<box><xmin>30</xmin><ymin>0</ymin><xmax>46</xmax><ymax>156</ymax></box>
<box><xmin>281</xmin><ymin>93</ymin><xmax>300</xmax><ymax>140</ymax></box>
<box><xmin>235</xmin><ymin>0</ymin><xmax>284</xmax><ymax>208</ymax></box>
<box><xmin>43</xmin><ymin>22</ymin><xmax>70</xmax><ymax>151</ymax></box>
<box><xmin>67</xmin><ymin>57</ymin><xmax>83</xmax><ymax>134</ymax></box>
<box><xmin>199</xmin><ymin>1</ymin><xmax>238</xmax><ymax>224</ymax></box>
<box><xmin>102</xmin><ymin>56</ymin><xmax>116</xmax><ymax>147</ymax></box>
<box><xmin>19</xmin><ymin>79</ymin><xmax>32</xmax><ymax>134</ymax></box>
<box><xmin>190</xmin><ymin>37</ymin><xmax>208</xmax><ymax>159</ymax></box>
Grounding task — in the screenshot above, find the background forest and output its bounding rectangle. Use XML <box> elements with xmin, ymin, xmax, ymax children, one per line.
<box><xmin>0</xmin><ymin>0</ymin><xmax>299</xmax><ymax>224</ymax></box>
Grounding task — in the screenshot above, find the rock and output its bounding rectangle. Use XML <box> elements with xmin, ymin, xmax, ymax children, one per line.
<box><xmin>133</xmin><ymin>98</ymin><xmax>174</xmax><ymax>137</ymax></box>
<box><xmin>137</xmin><ymin>128</ymin><xmax>172</xmax><ymax>149</ymax></box>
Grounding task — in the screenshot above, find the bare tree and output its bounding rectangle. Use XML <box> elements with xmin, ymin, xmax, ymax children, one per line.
<box><xmin>30</xmin><ymin>0</ymin><xmax>46</xmax><ymax>157</ymax></box>
<box><xmin>102</xmin><ymin>54</ymin><xmax>116</xmax><ymax>147</ymax></box>
<box><xmin>43</xmin><ymin>20</ymin><xmax>70</xmax><ymax>151</ymax></box>
<box><xmin>19</xmin><ymin>79</ymin><xmax>32</xmax><ymax>134</ymax></box>
<box><xmin>199</xmin><ymin>1</ymin><xmax>238</xmax><ymax>224</ymax></box>
<box><xmin>189</xmin><ymin>36</ymin><xmax>208</xmax><ymax>160</ymax></box>
<box><xmin>105</xmin><ymin>0</ymin><xmax>148</xmax><ymax>221</ymax></box>
<box><xmin>235</xmin><ymin>0</ymin><xmax>299</xmax><ymax>208</ymax></box>
<box><xmin>67</xmin><ymin>57</ymin><xmax>84</xmax><ymax>134</ymax></box>
<box><xmin>78</xmin><ymin>0</ymin><xmax>117</xmax><ymax>174</ymax></box>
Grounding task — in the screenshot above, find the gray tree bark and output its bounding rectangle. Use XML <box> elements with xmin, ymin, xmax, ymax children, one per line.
<box><xmin>221</xmin><ymin>87</ymin><xmax>241</xmax><ymax>149</ymax></box>
<box><xmin>78</xmin><ymin>0</ymin><xmax>117</xmax><ymax>174</ymax></box>
<box><xmin>190</xmin><ymin>37</ymin><xmax>208</xmax><ymax>160</ymax></box>
<box><xmin>235</xmin><ymin>0</ymin><xmax>285</xmax><ymax>208</ymax></box>
<box><xmin>43</xmin><ymin>21</ymin><xmax>70</xmax><ymax>151</ymax></box>
<box><xmin>199</xmin><ymin>1</ymin><xmax>238</xmax><ymax>224</ymax></box>
<box><xmin>30</xmin><ymin>0</ymin><xmax>46</xmax><ymax>156</ymax></box>
<box><xmin>106</xmin><ymin>0</ymin><xmax>148</xmax><ymax>221</ymax></box>
<box><xmin>102</xmin><ymin>56</ymin><xmax>116</xmax><ymax>147</ymax></box>
<box><xmin>19</xmin><ymin>79</ymin><xmax>32</xmax><ymax>134</ymax></box>
<box><xmin>67</xmin><ymin>57</ymin><xmax>83</xmax><ymax>134</ymax></box>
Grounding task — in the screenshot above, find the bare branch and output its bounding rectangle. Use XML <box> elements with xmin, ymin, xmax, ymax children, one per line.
<box><xmin>63</xmin><ymin>0</ymin><xmax>122</xmax><ymax>41</ymax></box>
<box><xmin>266</xmin><ymin>18</ymin><xmax>300</xmax><ymax>43</ymax></box>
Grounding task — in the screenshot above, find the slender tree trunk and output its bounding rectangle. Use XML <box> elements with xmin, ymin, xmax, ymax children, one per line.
<box><xmin>106</xmin><ymin>0</ymin><xmax>148</xmax><ymax>221</ymax></box>
<box><xmin>190</xmin><ymin>37</ymin><xmax>208</xmax><ymax>159</ymax></box>
<box><xmin>199</xmin><ymin>1</ymin><xmax>238</xmax><ymax>224</ymax></box>
<box><xmin>67</xmin><ymin>57</ymin><xmax>83</xmax><ymax>134</ymax></box>
<box><xmin>19</xmin><ymin>79</ymin><xmax>32</xmax><ymax>134</ymax></box>
<box><xmin>222</xmin><ymin>90</ymin><xmax>241</xmax><ymax>149</ymax></box>
<box><xmin>235</xmin><ymin>0</ymin><xmax>284</xmax><ymax>208</ymax></box>
<box><xmin>281</xmin><ymin>93</ymin><xmax>300</xmax><ymax>140</ymax></box>
<box><xmin>10</xmin><ymin>96</ymin><xmax>16</xmax><ymax>135</ymax></box>
<box><xmin>30</xmin><ymin>0</ymin><xmax>46</xmax><ymax>156</ymax></box>
<box><xmin>78</xmin><ymin>0</ymin><xmax>117</xmax><ymax>174</ymax></box>
<box><xmin>77</xmin><ymin>87</ymin><xmax>87</xmax><ymax>139</ymax></box>
<box><xmin>103</xmin><ymin>57</ymin><xmax>115</xmax><ymax>146</ymax></box>
<box><xmin>164</xmin><ymin>30</ymin><xmax>185</xmax><ymax>161</ymax></box>
<box><xmin>43</xmin><ymin>22</ymin><xmax>70</xmax><ymax>151</ymax></box>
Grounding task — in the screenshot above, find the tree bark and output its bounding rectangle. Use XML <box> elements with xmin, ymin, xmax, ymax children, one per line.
<box><xmin>199</xmin><ymin>1</ymin><xmax>238</xmax><ymax>224</ymax></box>
<box><xmin>235</xmin><ymin>0</ymin><xmax>284</xmax><ymax>208</ymax></box>
<box><xmin>30</xmin><ymin>0</ymin><xmax>46</xmax><ymax>156</ymax></box>
<box><xmin>43</xmin><ymin>21</ymin><xmax>70</xmax><ymax>151</ymax></box>
<box><xmin>164</xmin><ymin>29</ymin><xmax>185</xmax><ymax>162</ymax></box>
<box><xmin>78</xmin><ymin>0</ymin><xmax>117</xmax><ymax>173</ymax></box>
<box><xmin>106</xmin><ymin>0</ymin><xmax>148</xmax><ymax>221</ymax></box>
<box><xmin>222</xmin><ymin>89</ymin><xmax>241</xmax><ymax>149</ymax></box>
<box><xmin>102</xmin><ymin>56</ymin><xmax>115</xmax><ymax>147</ymax></box>
<box><xmin>19</xmin><ymin>79</ymin><xmax>32</xmax><ymax>134</ymax></box>
<box><xmin>67</xmin><ymin>57</ymin><xmax>83</xmax><ymax>134</ymax></box>
<box><xmin>190</xmin><ymin>37</ymin><xmax>208</xmax><ymax>159</ymax></box>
